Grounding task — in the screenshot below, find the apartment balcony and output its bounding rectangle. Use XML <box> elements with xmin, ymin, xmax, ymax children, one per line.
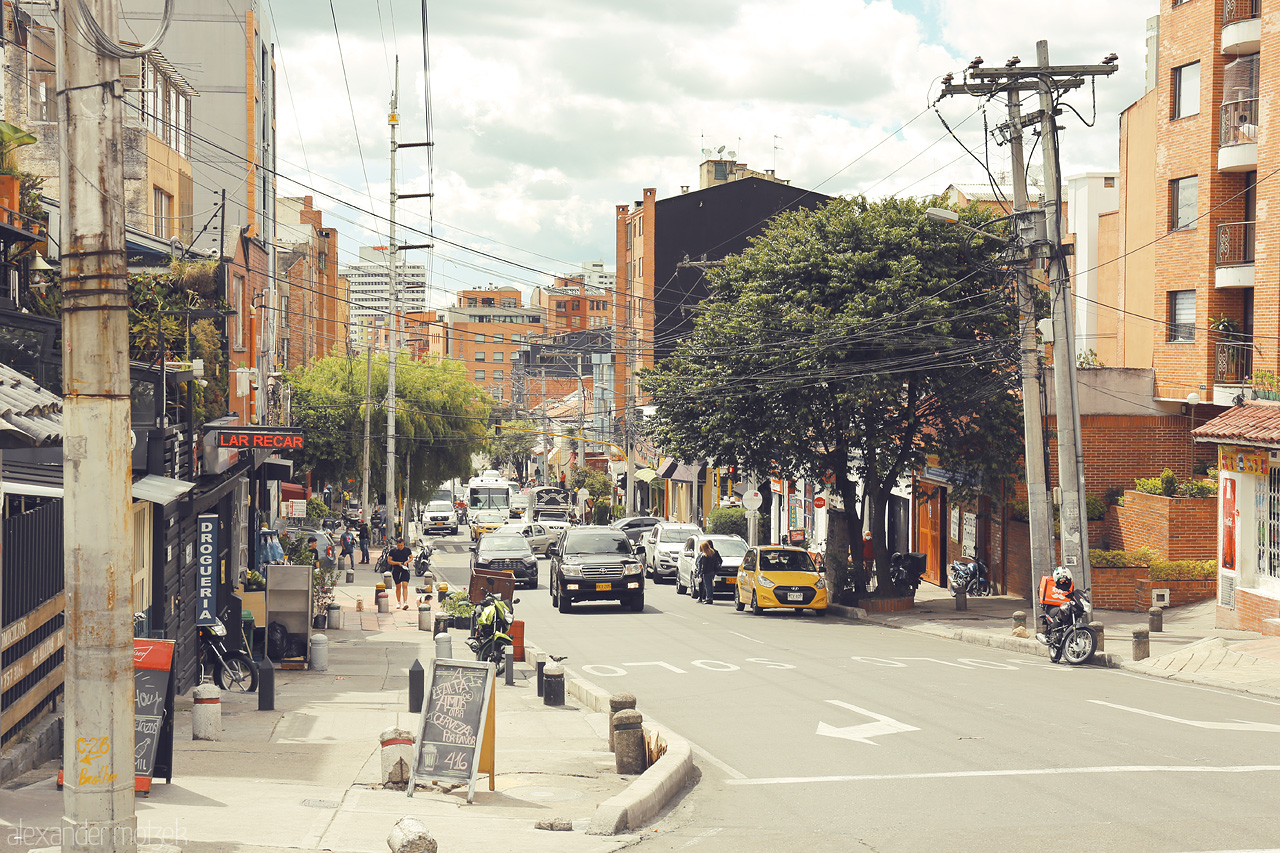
<box><xmin>1213</xmin><ymin>341</ymin><xmax>1255</xmax><ymax>405</ymax></box>
<box><xmin>1222</xmin><ymin>0</ymin><xmax>1261</xmax><ymax>54</ymax></box>
<box><xmin>1219</xmin><ymin>99</ymin><xmax>1259</xmax><ymax>172</ymax></box>
<box><xmin>1216</xmin><ymin>221</ymin><xmax>1255</xmax><ymax>288</ymax></box>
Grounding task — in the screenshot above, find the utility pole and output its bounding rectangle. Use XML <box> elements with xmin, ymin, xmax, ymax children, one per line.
<box><xmin>58</xmin><ymin>1</ymin><xmax>136</xmax><ymax>850</ymax></box>
<box><xmin>386</xmin><ymin>62</ymin><xmax>401</xmax><ymax>538</ymax></box>
<box><xmin>361</xmin><ymin>322</ymin><xmax>373</xmax><ymax>522</ymax></box>
<box><xmin>937</xmin><ymin>44</ymin><xmax>1117</xmax><ymax>605</ymax></box>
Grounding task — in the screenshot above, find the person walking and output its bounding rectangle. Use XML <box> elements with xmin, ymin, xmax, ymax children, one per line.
<box><xmin>338</xmin><ymin>525</ymin><xmax>356</xmax><ymax>572</ymax></box>
<box><xmin>305</xmin><ymin>536</ymin><xmax>321</xmax><ymax>571</ymax></box>
<box><xmin>697</xmin><ymin>540</ymin><xmax>721</xmax><ymax>604</ymax></box>
<box><xmin>357</xmin><ymin>517</ymin><xmax>370</xmax><ymax>564</ymax></box>
<box><xmin>386</xmin><ymin>536</ymin><xmax>413</xmax><ymax>610</ymax></box>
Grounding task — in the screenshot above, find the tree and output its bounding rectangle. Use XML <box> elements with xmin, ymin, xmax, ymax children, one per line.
<box><xmin>640</xmin><ymin>195</ymin><xmax>1023</xmax><ymax>594</ymax></box>
<box><xmin>287</xmin><ymin>353</ymin><xmax>492</xmax><ymax>506</ymax></box>
<box><xmin>490</xmin><ymin>420</ymin><xmax>538</xmax><ymax>480</ymax></box>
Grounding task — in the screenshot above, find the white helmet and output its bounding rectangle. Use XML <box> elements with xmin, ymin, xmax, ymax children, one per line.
<box><xmin>1052</xmin><ymin>566</ymin><xmax>1073</xmax><ymax>590</ymax></box>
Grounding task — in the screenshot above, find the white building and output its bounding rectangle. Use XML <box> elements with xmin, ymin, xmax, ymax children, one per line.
<box><xmin>339</xmin><ymin>246</ymin><xmax>428</xmax><ymax>344</ymax></box>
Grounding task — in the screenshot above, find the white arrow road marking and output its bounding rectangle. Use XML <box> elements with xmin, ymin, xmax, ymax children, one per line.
<box><xmin>815</xmin><ymin>700</ymin><xmax>920</xmax><ymax>745</ymax></box>
<box><xmin>1089</xmin><ymin>700</ymin><xmax>1280</xmax><ymax>732</ymax></box>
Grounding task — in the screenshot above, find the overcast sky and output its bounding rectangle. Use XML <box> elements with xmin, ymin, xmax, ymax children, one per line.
<box><xmin>264</xmin><ymin>0</ymin><xmax>1158</xmax><ymax>306</ymax></box>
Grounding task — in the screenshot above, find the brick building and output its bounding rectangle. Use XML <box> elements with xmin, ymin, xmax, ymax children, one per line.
<box><xmin>444</xmin><ymin>287</ymin><xmax>545</xmax><ymax>403</ymax></box>
<box><xmin>278</xmin><ymin>196</ymin><xmax>347</xmax><ymax>369</ymax></box>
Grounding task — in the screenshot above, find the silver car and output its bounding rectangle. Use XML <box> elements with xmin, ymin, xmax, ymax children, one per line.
<box><xmin>496</xmin><ymin>522</ymin><xmax>555</xmax><ymax>556</ymax></box>
<box><xmin>642</xmin><ymin>522</ymin><xmax>702</xmax><ymax>582</ymax></box>
<box><xmin>676</xmin><ymin>534</ymin><xmax>748</xmax><ymax>598</ymax></box>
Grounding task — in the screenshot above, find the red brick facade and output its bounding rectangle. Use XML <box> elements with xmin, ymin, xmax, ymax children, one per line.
<box><xmin>1220</xmin><ymin>587</ymin><xmax>1280</xmax><ymax>634</ymax></box>
<box><xmin>1089</xmin><ymin>567</ymin><xmax>1216</xmax><ymax>612</ymax></box>
<box><xmin>1108</xmin><ymin>490</ymin><xmax>1217</xmax><ymax>560</ymax></box>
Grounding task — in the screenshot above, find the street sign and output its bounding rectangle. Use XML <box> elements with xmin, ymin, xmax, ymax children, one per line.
<box><xmin>195</xmin><ymin>514</ymin><xmax>217</xmax><ymax>626</ymax></box>
<box><xmin>743</xmin><ymin>490</ymin><xmax>763</xmax><ymax>511</ymax></box>
<box><xmin>813</xmin><ymin>496</ymin><xmax>826</xmax><ymax>509</ymax></box>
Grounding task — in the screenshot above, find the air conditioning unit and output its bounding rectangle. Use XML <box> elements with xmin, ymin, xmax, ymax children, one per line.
<box><xmin>1152</xmin><ymin>588</ymin><xmax>1171</xmax><ymax>607</ymax></box>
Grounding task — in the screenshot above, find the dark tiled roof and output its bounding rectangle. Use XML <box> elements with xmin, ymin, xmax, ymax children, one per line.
<box><xmin>1191</xmin><ymin>400</ymin><xmax>1280</xmax><ymax>448</ymax></box>
<box><xmin>0</xmin><ymin>363</ymin><xmax>61</xmax><ymax>446</ymax></box>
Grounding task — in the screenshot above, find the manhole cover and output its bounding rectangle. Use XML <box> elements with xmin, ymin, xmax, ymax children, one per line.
<box><xmin>302</xmin><ymin>799</ymin><xmax>340</xmax><ymax>809</ymax></box>
<box><xmin>504</xmin><ymin>786</ymin><xmax>584</xmax><ymax>803</ymax></box>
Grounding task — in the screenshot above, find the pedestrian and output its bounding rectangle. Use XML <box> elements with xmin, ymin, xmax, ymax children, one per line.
<box><xmin>305</xmin><ymin>536</ymin><xmax>321</xmax><ymax>570</ymax></box>
<box><xmin>338</xmin><ymin>525</ymin><xmax>356</xmax><ymax>572</ymax></box>
<box><xmin>559</xmin><ymin>471</ymin><xmax>566</xmax><ymax>488</ymax></box>
<box><xmin>386</xmin><ymin>536</ymin><xmax>413</xmax><ymax>610</ymax></box>
<box><xmin>357</xmin><ymin>517</ymin><xmax>370</xmax><ymax>564</ymax></box>
<box><xmin>860</xmin><ymin>531</ymin><xmax>874</xmax><ymax>594</ymax></box>
<box><xmin>697</xmin><ymin>540</ymin><xmax>721</xmax><ymax>604</ymax></box>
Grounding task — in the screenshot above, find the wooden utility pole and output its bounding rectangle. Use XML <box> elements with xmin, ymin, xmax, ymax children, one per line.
<box><xmin>58</xmin><ymin>0</ymin><xmax>136</xmax><ymax>849</ymax></box>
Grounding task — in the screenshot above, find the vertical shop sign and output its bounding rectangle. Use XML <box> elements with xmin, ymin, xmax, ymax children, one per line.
<box><xmin>196</xmin><ymin>514</ymin><xmax>217</xmax><ymax>626</ymax></box>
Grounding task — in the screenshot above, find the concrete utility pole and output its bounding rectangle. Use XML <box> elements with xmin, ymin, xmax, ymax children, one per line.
<box><xmin>937</xmin><ymin>44</ymin><xmax>1117</xmax><ymax>607</ymax></box>
<box><xmin>386</xmin><ymin>62</ymin><xmax>401</xmax><ymax>537</ymax></box>
<box><xmin>58</xmin><ymin>0</ymin><xmax>137</xmax><ymax>849</ymax></box>
<box><xmin>361</xmin><ymin>327</ymin><xmax>373</xmax><ymax>522</ymax></box>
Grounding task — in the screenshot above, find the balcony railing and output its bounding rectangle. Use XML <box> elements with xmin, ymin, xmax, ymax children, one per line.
<box><xmin>1223</xmin><ymin>0</ymin><xmax>1260</xmax><ymax>26</ymax></box>
<box><xmin>1220</xmin><ymin>99</ymin><xmax>1260</xmax><ymax>147</ymax></box>
<box><xmin>1217</xmin><ymin>221</ymin><xmax>1256</xmax><ymax>266</ymax></box>
<box><xmin>1216</xmin><ymin>341</ymin><xmax>1254</xmax><ymax>384</ymax></box>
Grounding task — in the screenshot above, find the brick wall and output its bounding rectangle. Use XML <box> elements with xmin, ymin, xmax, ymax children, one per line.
<box><xmin>1092</xmin><ymin>566</ymin><xmax>1147</xmax><ymax>611</ymax></box>
<box><xmin>1136</xmin><ymin>577</ymin><xmax>1217</xmax><ymax>609</ymax></box>
<box><xmin>1110</xmin><ymin>490</ymin><xmax>1217</xmax><ymax>560</ymax></box>
<box><xmin>1219</xmin><ymin>588</ymin><xmax>1280</xmax><ymax>636</ymax></box>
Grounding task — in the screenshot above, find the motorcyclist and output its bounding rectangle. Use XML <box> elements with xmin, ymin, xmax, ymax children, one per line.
<box><xmin>1037</xmin><ymin>566</ymin><xmax>1076</xmax><ymax>643</ymax></box>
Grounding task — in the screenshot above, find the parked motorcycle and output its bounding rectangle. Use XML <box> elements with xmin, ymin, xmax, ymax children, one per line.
<box><xmin>888</xmin><ymin>552</ymin><xmax>927</xmax><ymax>596</ymax></box>
<box><xmin>414</xmin><ymin>539</ymin><xmax>434</xmax><ymax>578</ymax></box>
<box><xmin>1037</xmin><ymin>567</ymin><xmax>1096</xmax><ymax>665</ymax></box>
<box><xmin>199</xmin><ymin>616</ymin><xmax>259</xmax><ymax>692</ymax></box>
<box><xmin>466</xmin><ymin>593</ymin><xmax>519</xmax><ymax>675</ymax></box>
<box><xmin>949</xmin><ymin>559</ymin><xmax>991</xmax><ymax>596</ymax></box>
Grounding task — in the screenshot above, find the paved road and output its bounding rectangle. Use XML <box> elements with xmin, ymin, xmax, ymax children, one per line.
<box><xmin>429</xmin><ymin>529</ymin><xmax>1280</xmax><ymax>852</ymax></box>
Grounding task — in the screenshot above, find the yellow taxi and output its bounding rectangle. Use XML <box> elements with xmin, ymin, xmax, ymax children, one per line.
<box><xmin>470</xmin><ymin>510</ymin><xmax>508</xmax><ymax>541</ymax></box>
<box><xmin>735</xmin><ymin>545</ymin><xmax>828</xmax><ymax>615</ymax></box>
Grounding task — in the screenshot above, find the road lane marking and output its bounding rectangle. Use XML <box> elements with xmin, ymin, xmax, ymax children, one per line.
<box><xmin>1088</xmin><ymin>700</ymin><xmax>1280</xmax><ymax>732</ymax></box>
<box><xmin>727</xmin><ymin>764</ymin><xmax>1280</xmax><ymax>786</ymax></box>
<box><xmin>745</xmin><ymin>657</ymin><xmax>796</xmax><ymax>669</ymax></box>
<box><xmin>850</xmin><ymin>656</ymin><xmax>908</xmax><ymax>667</ymax></box>
<box><xmin>815</xmin><ymin>700</ymin><xmax>920</xmax><ymax>745</ymax></box>
<box><xmin>581</xmin><ymin>665</ymin><xmax>627</xmax><ymax>677</ymax></box>
<box><xmin>729</xmin><ymin>631</ymin><xmax>765</xmax><ymax>644</ymax></box>
<box><xmin>682</xmin><ymin>827</ymin><xmax>724</xmax><ymax>847</ymax></box>
<box><xmin>622</xmin><ymin>661</ymin><xmax>688</xmax><ymax>673</ymax></box>
<box><xmin>690</xmin><ymin>744</ymin><xmax>746</xmax><ymax>781</ymax></box>
<box><xmin>692</xmin><ymin>660</ymin><xmax>740</xmax><ymax>671</ymax></box>
<box><xmin>894</xmin><ymin>657</ymin><xmax>974</xmax><ymax>668</ymax></box>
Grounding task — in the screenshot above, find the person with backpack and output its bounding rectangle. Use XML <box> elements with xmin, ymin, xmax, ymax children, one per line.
<box><xmin>338</xmin><ymin>525</ymin><xmax>356</xmax><ymax>572</ymax></box>
<box><xmin>696</xmin><ymin>540</ymin><xmax>722</xmax><ymax>604</ymax></box>
<box><xmin>357</xmin><ymin>517</ymin><xmax>371</xmax><ymax>564</ymax></box>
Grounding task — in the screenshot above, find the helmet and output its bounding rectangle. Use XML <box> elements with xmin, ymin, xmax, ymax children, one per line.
<box><xmin>1052</xmin><ymin>566</ymin><xmax>1073</xmax><ymax>591</ymax></box>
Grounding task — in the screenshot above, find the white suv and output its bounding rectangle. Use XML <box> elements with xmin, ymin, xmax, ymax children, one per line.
<box><xmin>423</xmin><ymin>500</ymin><xmax>458</xmax><ymax>535</ymax></box>
<box><xmin>642</xmin><ymin>522</ymin><xmax>702</xmax><ymax>582</ymax></box>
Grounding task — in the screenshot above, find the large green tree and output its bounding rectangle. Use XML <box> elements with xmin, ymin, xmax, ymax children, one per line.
<box><xmin>490</xmin><ymin>420</ymin><xmax>538</xmax><ymax>480</ymax></box>
<box><xmin>640</xmin><ymin>195</ymin><xmax>1023</xmax><ymax>594</ymax></box>
<box><xmin>287</xmin><ymin>353</ymin><xmax>491</xmax><ymax>506</ymax></box>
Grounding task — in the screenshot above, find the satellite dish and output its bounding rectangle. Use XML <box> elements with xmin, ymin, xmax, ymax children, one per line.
<box><xmin>716</xmin><ymin>145</ymin><xmax>725</xmax><ymax>154</ymax></box>
<box><xmin>727</xmin><ymin>150</ymin><xmax>736</xmax><ymax>158</ymax></box>
<box><xmin>701</xmin><ymin>148</ymin><xmax>712</xmax><ymax>156</ymax></box>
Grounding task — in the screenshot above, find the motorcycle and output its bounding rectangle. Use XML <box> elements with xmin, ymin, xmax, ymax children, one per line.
<box><xmin>1037</xmin><ymin>587</ymin><xmax>1097</xmax><ymax>665</ymax></box>
<box><xmin>949</xmin><ymin>559</ymin><xmax>991</xmax><ymax>596</ymax></box>
<box><xmin>888</xmin><ymin>552</ymin><xmax>926</xmax><ymax>596</ymax></box>
<box><xmin>414</xmin><ymin>538</ymin><xmax>434</xmax><ymax>578</ymax></box>
<box><xmin>466</xmin><ymin>594</ymin><xmax>519</xmax><ymax>675</ymax></box>
<box><xmin>199</xmin><ymin>616</ymin><xmax>259</xmax><ymax>692</ymax></box>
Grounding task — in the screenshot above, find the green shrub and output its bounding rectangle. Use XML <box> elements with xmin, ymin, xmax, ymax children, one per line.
<box><xmin>1089</xmin><ymin>547</ymin><xmax>1158</xmax><ymax>567</ymax></box>
<box><xmin>1008</xmin><ymin>499</ymin><xmax>1029</xmax><ymax>522</ymax></box>
<box><xmin>1134</xmin><ymin>470</ymin><xmax>1219</xmax><ymax>498</ymax></box>
<box><xmin>1085</xmin><ymin>494</ymin><xmax>1107</xmax><ymax>521</ymax></box>
<box><xmin>1148</xmin><ymin>559</ymin><xmax>1217</xmax><ymax>580</ymax></box>
<box><xmin>707</xmin><ymin>506</ymin><xmax>747</xmax><ymax>539</ymax></box>
<box><xmin>1160</xmin><ymin>469</ymin><xmax>1178</xmax><ymax>497</ymax></box>
<box><xmin>305</xmin><ymin>495</ymin><xmax>332</xmax><ymax>521</ymax></box>
<box><xmin>1180</xmin><ymin>478</ymin><xmax>1218</xmax><ymax>498</ymax></box>
<box><xmin>593</xmin><ymin>501</ymin><xmax>613</xmax><ymax>524</ymax></box>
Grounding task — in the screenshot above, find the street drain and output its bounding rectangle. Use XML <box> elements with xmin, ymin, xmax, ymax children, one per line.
<box><xmin>302</xmin><ymin>798</ymin><xmax>340</xmax><ymax>808</ymax></box>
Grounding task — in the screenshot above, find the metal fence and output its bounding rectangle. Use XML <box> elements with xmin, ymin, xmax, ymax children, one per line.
<box><xmin>1216</xmin><ymin>221</ymin><xmax>1256</xmax><ymax>266</ymax></box>
<box><xmin>1220</xmin><ymin>99</ymin><xmax>1259</xmax><ymax>148</ymax></box>
<box><xmin>1223</xmin><ymin>0</ymin><xmax>1261</xmax><ymax>26</ymax></box>
<box><xmin>1215</xmin><ymin>341</ymin><xmax>1254</xmax><ymax>385</ymax></box>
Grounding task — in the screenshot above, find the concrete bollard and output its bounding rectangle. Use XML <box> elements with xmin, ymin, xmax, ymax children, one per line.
<box><xmin>504</xmin><ymin>648</ymin><xmax>515</xmax><ymax>686</ymax></box>
<box><xmin>433</xmin><ymin>614</ymin><xmax>450</xmax><ymax>636</ymax></box>
<box><xmin>379</xmin><ymin>726</ymin><xmax>416</xmax><ymax>787</ymax></box>
<box><xmin>258</xmin><ymin>660</ymin><xmax>275</xmax><ymax>711</ymax></box>
<box><xmin>1133</xmin><ymin>628</ymin><xmax>1150</xmax><ymax>661</ymax></box>
<box><xmin>377</xmin><ymin>588</ymin><xmax>390</xmax><ymax>614</ymax></box>
<box><xmin>408</xmin><ymin>660</ymin><xmax>425</xmax><ymax>714</ymax></box>
<box><xmin>609</xmin><ymin>692</ymin><xmax>637</xmax><ymax>752</ymax></box>
<box><xmin>612</xmin><ymin>708</ymin><xmax>647</xmax><ymax>775</ymax></box>
<box><xmin>536</xmin><ymin>653</ymin><xmax>546</xmax><ymax>697</ymax></box>
<box><xmin>1149</xmin><ymin>606</ymin><xmax>1164</xmax><ymax>633</ymax></box>
<box><xmin>310</xmin><ymin>633</ymin><xmax>329</xmax><ymax>671</ymax></box>
<box><xmin>1089</xmin><ymin>621</ymin><xmax>1105</xmax><ymax>652</ymax></box>
<box><xmin>954</xmin><ymin>588</ymin><xmax>967</xmax><ymax>611</ymax></box>
<box><xmin>327</xmin><ymin>603</ymin><xmax>342</xmax><ymax>631</ymax></box>
<box><xmin>193</xmin><ymin>684</ymin><xmax>221</xmax><ymax>741</ymax></box>
<box><xmin>434</xmin><ymin>632</ymin><xmax>452</xmax><ymax>661</ymax></box>
<box><xmin>543</xmin><ymin>663</ymin><xmax>565</xmax><ymax>706</ymax></box>
<box><xmin>418</xmin><ymin>605</ymin><xmax>433</xmax><ymax>631</ymax></box>
<box><xmin>1012</xmin><ymin>611</ymin><xmax>1027</xmax><ymax>631</ymax></box>
<box><xmin>387</xmin><ymin>816</ymin><xmax>436</xmax><ymax>853</ymax></box>
<box><xmin>346</xmin><ymin>567</ymin><xmax>355</xmax><ymax>584</ymax></box>
<box><xmin>384</xmin><ymin>571</ymin><xmax>395</xmax><ymax>592</ymax></box>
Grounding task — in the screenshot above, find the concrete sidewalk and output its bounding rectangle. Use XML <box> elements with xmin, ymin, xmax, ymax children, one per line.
<box><xmin>836</xmin><ymin>582</ymin><xmax>1280</xmax><ymax>700</ymax></box>
<box><xmin>0</xmin><ymin>602</ymin><xmax>642</xmax><ymax>853</ymax></box>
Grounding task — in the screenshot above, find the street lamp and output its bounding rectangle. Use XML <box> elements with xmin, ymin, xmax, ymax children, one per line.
<box><xmin>925</xmin><ymin>207</ymin><xmax>1014</xmax><ymax>241</ymax></box>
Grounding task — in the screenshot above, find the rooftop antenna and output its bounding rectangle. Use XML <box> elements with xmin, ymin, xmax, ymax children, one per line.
<box><xmin>773</xmin><ymin>135</ymin><xmax>783</xmax><ymax>172</ymax></box>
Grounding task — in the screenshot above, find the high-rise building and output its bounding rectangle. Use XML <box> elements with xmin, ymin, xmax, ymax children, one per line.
<box><xmin>339</xmin><ymin>247</ymin><xmax>429</xmax><ymax>346</ymax></box>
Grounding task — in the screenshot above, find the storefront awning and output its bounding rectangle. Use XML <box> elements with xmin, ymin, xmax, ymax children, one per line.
<box><xmin>1192</xmin><ymin>400</ymin><xmax>1280</xmax><ymax>449</ymax></box>
<box><xmin>260</xmin><ymin>458</ymin><xmax>294</xmax><ymax>481</ymax></box>
<box><xmin>131</xmin><ymin>474</ymin><xmax>195</xmax><ymax>507</ymax></box>
<box><xmin>280</xmin><ymin>482</ymin><xmax>307</xmax><ymax>502</ymax></box>
<box><xmin>670</xmin><ymin>463</ymin><xmax>706</xmax><ymax>483</ymax></box>
<box><xmin>656</xmin><ymin>459</ymin><xmax>678</xmax><ymax>479</ymax></box>
<box><xmin>634</xmin><ymin>467</ymin><xmax>658</xmax><ymax>483</ymax></box>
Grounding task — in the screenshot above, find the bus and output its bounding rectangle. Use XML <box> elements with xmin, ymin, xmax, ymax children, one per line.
<box><xmin>467</xmin><ymin>475</ymin><xmax>511</xmax><ymax>512</ymax></box>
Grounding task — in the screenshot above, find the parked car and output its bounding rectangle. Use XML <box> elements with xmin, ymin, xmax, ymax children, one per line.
<box><xmin>675</xmin><ymin>534</ymin><xmax>749</xmax><ymax>599</ymax></box>
<box><xmin>496</xmin><ymin>521</ymin><xmax>556</xmax><ymax>556</ymax></box>
<box><xmin>611</xmin><ymin>515</ymin><xmax>660</xmax><ymax>545</ymax></box>
<box><xmin>470</xmin><ymin>532</ymin><xmax>539</xmax><ymax>588</ymax></box>
<box><xmin>423</xmin><ymin>500</ymin><xmax>459</xmax><ymax>535</ymax></box>
<box><xmin>509</xmin><ymin>494</ymin><xmax>530</xmax><ymax>519</ymax></box>
<box><xmin>735</xmin><ymin>545</ymin><xmax>828</xmax><ymax>615</ymax></box>
<box><xmin>295</xmin><ymin>529</ymin><xmax>336</xmax><ymax>570</ymax></box>
<box><xmin>470</xmin><ymin>510</ymin><xmax>508</xmax><ymax>541</ymax></box>
<box><xmin>641</xmin><ymin>522</ymin><xmax>702</xmax><ymax>582</ymax></box>
<box><xmin>549</xmin><ymin>525</ymin><xmax>644</xmax><ymax>613</ymax></box>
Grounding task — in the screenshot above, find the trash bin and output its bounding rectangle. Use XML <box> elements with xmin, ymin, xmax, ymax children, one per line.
<box><xmin>241</xmin><ymin>610</ymin><xmax>257</xmax><ymax>659</ymax></box>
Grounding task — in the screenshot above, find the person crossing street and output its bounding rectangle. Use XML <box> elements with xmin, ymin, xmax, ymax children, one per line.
<box><xmin>385</xmin><ymin>536</ymin><xmax>413</xmax><ymax>610</ymax></box>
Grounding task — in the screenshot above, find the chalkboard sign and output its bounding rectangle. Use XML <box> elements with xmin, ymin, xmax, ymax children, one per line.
<box><xmin>408</xmin><ymin>659</ymin><xmax>494</xmax><ymax>802</ymax></box>
<box><xmin>133</xmin><ymin>639</ymin><xmax>175</xmax><ymax>794</ymax></box>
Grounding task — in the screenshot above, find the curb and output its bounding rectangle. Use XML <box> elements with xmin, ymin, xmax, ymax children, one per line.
<box><xmin>563</xmin><ymin>672</ymin><xmax>693</xmax><ymax>836</ymax></box>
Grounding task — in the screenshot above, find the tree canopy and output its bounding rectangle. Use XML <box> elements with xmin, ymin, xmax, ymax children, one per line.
<box><xmin>640</xmin><ymin>195</ymin><xmax>1024</xmax><ymax>591</ymax></box>
<box><xmin>287</xmin><ymin>353</ymin><xmax>492</xmax><ymax>506</ymax></box>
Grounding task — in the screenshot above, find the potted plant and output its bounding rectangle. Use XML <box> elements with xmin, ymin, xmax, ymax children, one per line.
<box><xmin>1252</xmin><ymin>368</ymin><xmax>1280</xmax><ymax>401</ymax></box>
<box><xmin>0</xmin><ymin>122</ymin><xmax>37</xmax><ymax>219</ymax></box>
<box><xmin>441</xmin><ymin>590</ymin><xmax>475</xmax><ymax>631</ymax></box>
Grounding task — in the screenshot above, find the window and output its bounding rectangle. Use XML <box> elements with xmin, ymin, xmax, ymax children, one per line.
<box><xmin>571</xmin><ymin>316</ymin><xmax>582</xmax><ymax>327</ymax></box>
<box><xmin>512</xmin><ymin>334</ymin><xmax>522</xmax><ymax>343</ymax></box>
<box><xmin>556</xmin><ymin>300</ymin><xmax>567</xmax><ymax>311</ymax></box>
<box><xmin>475</xmin><ymin>369</ymin><xmax>486</xmax><ymax>381</ymax></box>
<box><xmin>475</xmin><ymin>333</ymin><xmax>486</xmax><ymax>343</ymax></box>
<box><xmin>1172</xmin><ymin>62</ymin><xmax>1200</xmax><ymax>119</ymax></box>
<box><xmin>494</xmin><ymin>370</ymin><xmax>504</xmax><ymax>380</ymax></box>
<box><xmin>493</xmin><ymin>333</ymin><xmax>504</xmax><ymax>343</ymax></box>
<box><xmin>501</xmin><ymin>297</ymin><xmax>517</xmax><ymax>308</ymax></box>
<box><xmin>280</xmin><ymin>295</ymin><xmax>288</xmax><ymax>318</ymax></box>
<box><xmin>153</xmin><ymin>187</ymin><xmax>172</xmax><ymax>238</ymax></box>
<box><xmin>1170</xmin><ymin>176</ymin><xmax>1198</xmax><ymax>230</ymax></box>
<box><xmin>493</xmin><ymin>351</ymin><xmax>504</xmax><ymax>362</ymax></box>
<box><xmin>232</xmin><ymin>274</ymin><xmax>245</xmax><ymax>348</ymax></box>
<box><xmin>1169</xmin><ymin>290</ymin><xmax>1195</xmax><ymax>341</ymax></box>
<box><xmin>475</xmin><ymin>351</ymin><xmax>486</xmax><ymax>362</ymax></box>
<box><xmin>1104</xmin><ymin>177</ymin><xmax>1115</xmax><ymax>188</ymax></box>
<box><xmin>572</xmin><ymin>300</ymin><xmax>581</xmax><ymax>311</ymax></box>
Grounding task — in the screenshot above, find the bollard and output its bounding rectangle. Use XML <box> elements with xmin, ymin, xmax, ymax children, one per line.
<box><xmin>418</xmin><ymin>605</ymin><xmax>433</xmax><ymax>632</ymax></box>
<box><xmin>310</xmin><ymin>633</ymin><xmax>329</xmax><ymax>671</ymax></box>
<box><xmin>434</xmin><ymin>632</ymin><xmax>452</xmax><ymax>660</ymax></box>
<box><xmin>327</xmin><ymin>602</ymin><xmax>342</xmax><ymax>631</ymax></box>
<box><xmin>1133</xmin><ymin>628</ymin><xmax>1150</xmax><ymax>661</ymax></box>
<box><xmin>384</xmin><ymin>571</ymin><xmax>395</xmax><ymax>592</ymax></box>
<box><xmin>1149</xmin><ymin>606</ymin><xmax>1164</xmax><ymax>633</ymax></box>
<box><xmin>1089</xmin><ymin>621</ymin><xmax>1105</xmax><ymax>652</ymax></box>
<box><xmin>543</xmin><ymin>663</ymin><xmax>565</xmax><ymax>706</ymax></box>
<box><xmin>504</xmin><ymin>648</ymin><xmax>515</xmax><ymax>686</ymax></box>
<box><xmin>1012</xmin><ymin>611</ymin><xmax>1027</xmax><ymax>631</ymax></box>
<box><xmin>377</xmin><ymin>588</ymin><xmax>390</xmax><ymax>614</ymax></box>
<box><xmin>954</xmin><ymin>588</ymin><xmax>967</xmax><ymax>611</ymax></box>
<box><xmin>379</xmin><ymin>726</ymin><xmax>416</xmax><ymax>787</ymax></box>
<box><xmin>193</xmin><ymin>683</ymin><xmax>221</xmax><ymax>741</ymax></box>
<box><xmin>433</xmin><ymin>614</ymin><xmax>449</xmax><ymax>636</ymax></box>
<box><xmin>387</xmin><ymin>816</ymin><xmax>436</xmax><ymax>853</ymax></box>
<box><xmin>536</xmin><ymin>653</ymin><xmax>546</xmax><ymax>698</ymax></box>
<box><xmin>609</xmin><ymin>692</ymin><xmax>637</xmax><ymax>752</ymax></box>
<box><xmin>408</xmin><ymin>660</ymin><xmax>425</xmax><ymax>713</ymax></box>
<box><xmin>258</xmin><ymin>660</ymin><xmax>275</xmax><ymax>711</ymax></box>
<box><xmin>346</xmin><ymin>568</ymin><xmax>355</xmax><ymax>584</ymax></box>
<box><xmin>612</xmin><ymin>708</ymin><xmax>647</xmax><ymax>775</ymax></box>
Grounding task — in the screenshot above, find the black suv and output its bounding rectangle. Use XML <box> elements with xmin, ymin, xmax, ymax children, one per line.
<box><xmin>549</xmin><ymin>525</ymin><xmax>644</xmax><ymax>613</ymax></box>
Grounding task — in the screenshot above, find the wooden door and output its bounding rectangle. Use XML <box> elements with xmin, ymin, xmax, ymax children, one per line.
<box><xmin>916</xmin><ymin>486</ymin><xmax>946</xmax><ymax>587</ymax></box>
